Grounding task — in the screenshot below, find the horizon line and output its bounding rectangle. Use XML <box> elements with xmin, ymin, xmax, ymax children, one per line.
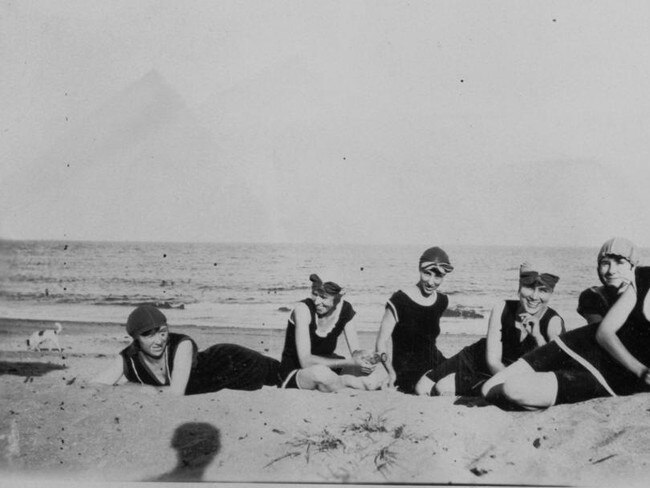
<box><xmin>0</xmin><ymin>236</ymin><xmax>603</xmax><ymax>250</ymax></box>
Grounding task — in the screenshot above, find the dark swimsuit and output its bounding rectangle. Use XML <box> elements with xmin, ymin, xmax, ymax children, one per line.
<box><xmin>387</xmin><ymin>290</ymin><xmax>448</xmax><ymax>394</ymax></box>
<box><xmin>426</xmin><ymin>300</ymin><xmax>562</xmax><ymax>395</ymax></box>
<box><xmin>577</xmin><ymin>285</ymin><xmax>619</xmax><ymax>321</ymax></box>
<box><xmin>521</xmin><ymin>266</ymin><xmax>650</xmax><ymax>404</ymax></box>
<box><xmin>120</xmin><ymin>333</ymin><xmax>281</xmax><ymax>395</ymax></box>
<box><xmin>279</xmin><ymin>298</ymin><xmax>355</xmax><ymax>388</ymax></box>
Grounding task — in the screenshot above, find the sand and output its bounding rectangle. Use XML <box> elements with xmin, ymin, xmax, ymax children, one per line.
<box><xmin>1</xmin><ymin>318</ymin><xmax>650</xmax><ymax>487</ymax></box>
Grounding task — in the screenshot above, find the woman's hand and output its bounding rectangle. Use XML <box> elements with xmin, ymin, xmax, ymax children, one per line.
<box><xmin>640</xmin><ymin>367</ymin><xmax>650</xmax><ymax>386</ymax></box>
<box><xmin>617</xmin><ymin>279</ymin><xmax>633</xmax><ymax>295</ymax></box>
<box><xmin>352</xmin><ymin>349</ymin><xmax>377</xmax><ymax>375</ymax></box>
<box><xmin>519</xmin><ymin>314</ymin><xmax>545</xmax><ymax>343</ymax></box>
<box><xmin>529</xmin><ymin>317</ymin><xmax>546</xmax><ymax>343</ymax></box>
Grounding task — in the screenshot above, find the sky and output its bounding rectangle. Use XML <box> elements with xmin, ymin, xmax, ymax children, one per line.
<box><xmin>1</xmin><ymin>1</ymin><xmax>650</xmax><ymax>247</ymax></box>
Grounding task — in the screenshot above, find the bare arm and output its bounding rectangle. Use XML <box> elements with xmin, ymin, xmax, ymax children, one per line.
<box><xmin>595</xmin><ymin>285</ymin><xmax>649</xmax><ymax>380</ymax></box>
<box><xmin>343</xmin><ymin>320</ymin><xmax>361</xmax><ymax>354</ymax></box>
<box><xmin>375</xmin><ymin>307</ymin><xmax>398</xmax><ymax>387</ymax></box>
<box><xmin>343</xmin><ymin>321</ymin><xmax>375</xmax><ymax>374</ymax></box>
<box><xmin>91</xmin><ymin>355</ymin><xmax>127</xmax><ymax>385</ymax></box>
<box><xmin>167</xmin><ymin>340</ymin><xmax>194</xmax><ymax>396</ymax></box>
<box><xmin>294</xmin><ymin>303</ymin><xmax>355</xmax><ymax>369</ymax></box>
<box><xmin>90</xmin><ymin>355</ymin><xmax>161</xmax><ymax>396</ymax></box>
<box><xmin>485</xmin><ymin>302</ymin><xmax>506</xmax><ymax>375</ymax></box>
<box><xmin>544</xmin><ymin>316</ymin><xmax>565</xmax><ymax>342</ymax></box>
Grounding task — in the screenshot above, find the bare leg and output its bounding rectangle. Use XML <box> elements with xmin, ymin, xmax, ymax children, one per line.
<box><xmin>500</xmin><ymin>372</ymin><xmax>558</xmax><ymax>410</ymax></box>
<box><xmin>342</xmin><ymin>366</ymin><xmax>387</xmax><ymax>391</ymax></box>
<box><xmin>433</xmin><ymin>373</ymin><xmax>457</xmax><ymax>396</ymax></box>
<box><xmin>481</xmin><ymin>359</ymin><xmax>534</xmax><ymax>398</ymax></box>
<box><xmin>414</xmin><ymin>374</ymin><xmax>436</xmax><ymax>396</ymax></box>
<box><xmin>297</xmin><ymin>365</ymin><xmax>386</xmax><ymax>392</ymax></box>
<box><xmin>296</xmin><ymin>365</ymin><xmax>346</xmax><ymax>392</ymax></box>
<box><xmin>340</xmin><ymin>374</ymin><xmax>371</xmax><ymax>390</ymax></box>
<box><xmin>482</xmin><ymin>360</ymin><xmax>558</xmax><ymax>410</ymax></box>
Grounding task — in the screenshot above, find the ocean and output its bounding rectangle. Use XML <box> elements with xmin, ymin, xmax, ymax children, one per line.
<box><xmin>0</xmin><ymin>240</ymin><xmax>635</xmax><ymax>335</ymax></box>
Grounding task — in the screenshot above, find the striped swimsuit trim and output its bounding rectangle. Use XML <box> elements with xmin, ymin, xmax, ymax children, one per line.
<box><xmin>130</xmin><ymin>348</ymin><xmax>171</xmax><ymax>386</ymax></box>
<box><xmin>386</xmin><ymin>300</ymin><xmax>398</xmax><ymax>322</ymax></box>
<box><xmin>280</xmin><ymin>369</ymin><xmax>302</xmax><ymax>389</ymax></box>
<box><xmin>554</xmin><ymin>336</ymin><xmax>617</xmax><ymax>397</ymax></box>
<box><xmin>130</xmin><ymin>357</ymin><xmax>145</xmax><ymax>385</ymax></box>
<box><xmin>386</xmin><ymin>292</ymin><xmax>439</xmax><ymax>322</ymax></box>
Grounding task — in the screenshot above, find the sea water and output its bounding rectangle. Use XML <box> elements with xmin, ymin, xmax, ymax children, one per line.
<box><xmin>0</xmin><ymin>240</ymin><xmax>640</xmax><ymax>335</ymax></box>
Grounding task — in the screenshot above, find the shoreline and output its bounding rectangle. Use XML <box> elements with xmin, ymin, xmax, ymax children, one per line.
<box><xmin>0</xmin><ymin>317</ymin><xmax>483</xmax><ymax>359</ymax></box>
<box><xmin>1</xmin><ymin>316</ymin><xmax>649</xmax><ymax>485</ymax></box>
<box><xmin>0</xmin><ymin>300</ymin><xmax>494</xmax><ymax>334</ymax></box>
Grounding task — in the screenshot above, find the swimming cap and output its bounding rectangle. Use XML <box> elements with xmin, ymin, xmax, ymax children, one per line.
<box><xmin>598</xmin><ymin>237</ymin><xmax>639</xmax><ymax>266</ymax></box>
<box><xmin>519</xmin><ymin>263</ymin><xmax>559</xmax><ymax>291</ymax></box>
<box><xmin>419</xmin><ymin>247</ymin><xmax>454</xmax><ymax>273</ymax></box>
<box><xmin>309</xmin><ymin>274</ymin><xmax>342</xmax><ymax>295</ymax></box>
<box><xmin>126</xmin><ymin>305</ymin><xmax>167</xmax><ymax>337</ymax></box>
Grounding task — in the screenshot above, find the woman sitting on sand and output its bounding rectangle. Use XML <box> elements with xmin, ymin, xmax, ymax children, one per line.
<box><xmin>278</xmin><ymin>274</ymin><xmax>377</xmax><ymax>391</ymax></box>
<box><xmin>481</xmin><ymin>258</ymin><xmax>650</xmax><ymax>408</ymax></box>
<box><xmin>374</xmin><ymin>246</ymin><xmax>453</xmax><ymax>393</ymax></box>
<box><xmin>414</xmin><ymin>263</ymin><xmax>565</xmax><ymax>397</ymax></box>
<box><xmin>92</xmin><ymin>305</ymin><xmax>281</xmax><ymax>395</ymax></box>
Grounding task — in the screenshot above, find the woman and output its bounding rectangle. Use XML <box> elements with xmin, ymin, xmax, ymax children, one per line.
<box><xmin>278</xmin><ymin>274</ymin><xmax>377</xmax><ymax>391</ymax></box>
<box><xmin>577</xmin><ymin>237</ymin><xmax>638</xmax><ymax>325</ymax></box>
<box><xmin>482</xmin><ymin>264</ymin><xmax>650</xmax><ymax>409</ymax></box>
<box><xmin>375</xmin><ymin>246</ymin><xmax>453</xmax><ymax>393</ymax></box>
<box><xmin>415</xmin><ymin>263</ymin><xmax>565</xmax><ymax>396</ymax></box>
<box><xmin>92</xmin><ymin>305</ymin><xmax>281</xmax><ymax>395</ymax></box>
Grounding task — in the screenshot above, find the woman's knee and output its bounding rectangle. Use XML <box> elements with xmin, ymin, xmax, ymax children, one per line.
<box><xmin>414</xmin><ymin>374</ymin><xmax>435</xmax><ymax>396</ymax></box>
<box><xmin>501</xmin><ymin>374</ymin><xmax>556</xmax><ymax>407</ymax></box>
<box><xmin>307</xmin><ymin>364</ymin><xmax>337</xmax><ymax>385</ymax></box>
<box><xmin>433</xmin><ymin>374</ymin><xmax>456</xmax><ymax>396</ymax></box>
<box><xmin>481</xmin><ymin>373</ymin><xmax>503</xmax><ymax>398</ymax></box>
<box><xmin>482</xmin><ymin>360</ymin><xmax>533</xmax><ymax>398</ymax></box>
<box><xmin>501</xmin><ymin>377</ymin><xmax>530</xmax><ymax>404</ymax></box>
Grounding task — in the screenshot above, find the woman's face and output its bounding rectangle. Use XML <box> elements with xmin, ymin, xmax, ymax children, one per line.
<box><xmin>598</xmin><ymin>256</ymin><xmax>634</xmax><ymax>289</ymax></box>
<box><xmin>518</xmin><ymin>284</ymin><xmax>552</xmax><ymax>314</ymax></box>
<box><xmin>418</xmin><ymin>266</ymin><xmax>446</xmax><ymax>296</ymax></box>
<box><xmin>312</xmin><ymin>289</ymin><xmax>338</xmax><ymax>316</ymax></box>
<box><xmin>136</xmin><ymin>325</ymin><xmax>169</xmax><ymax>358</ymax></box>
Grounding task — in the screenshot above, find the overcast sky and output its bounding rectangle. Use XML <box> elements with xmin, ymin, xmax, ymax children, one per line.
<box><xmin>2</xmin><ymin>1</ymin><xmax>649</xmax><ymax>247</ymax></box>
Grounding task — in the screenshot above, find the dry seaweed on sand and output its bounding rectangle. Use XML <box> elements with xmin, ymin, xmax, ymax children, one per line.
<box><xmin>265</xmin><ymin>412</ymin><xmax>421</xmax><ymax>476</ymax></box>
<box><xmin>288</xmin><ymin>428</ymin><xmax>345</xmax><ymax>463</ymax></box>
<box><xmin>373</xmin><ymin>442</ymin><xmax>400</xmax><ymax>477</ymax></box>
<box><xmin>263</xmin><ymin>451</ymin><xmax>302</xmax><ymax>468</ymax></box>
<box><xmin>264</xmin><ymin>428</ymin><xmax>346</xmax><ymax>468</ymax></box>
<box><xmin>343</xmin><ymin>411</ymin><xmax>390</xmax><ymax>435</ymax></box>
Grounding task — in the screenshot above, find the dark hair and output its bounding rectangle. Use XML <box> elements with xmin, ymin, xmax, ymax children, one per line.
<box><xmin>309</xmin><ymin>274</ymin><xmax>342</xmax><ymax>295</ymax></box>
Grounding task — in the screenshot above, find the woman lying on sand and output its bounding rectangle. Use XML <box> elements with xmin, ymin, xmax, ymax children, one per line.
<box><xmin>92</xmin><ymin>305</ymin><xmax>281</xmax><ymax>395</ymax></box>
<box><xmin>278</xmin><ymin>274</ymin><xmax>379</xmax><ymax>391</ymax></box>
<box><xmin>375</xmin><ymin>246</ymin><xmax>453</xmax><ymax>393</ymax></box>
<box><xmin>577</xmin><ymin>237</ymin><xmax>638</xmax><ymax>325</ymax></box>
<box><xmin>414</xmin><ymin>263</ymin><xmax>565</xmax><ymax>397</ymax></box>
<box><xmin>482</xmin><ymin>242</ymin><xmax>650</xmax><ymax>408</ymax></box>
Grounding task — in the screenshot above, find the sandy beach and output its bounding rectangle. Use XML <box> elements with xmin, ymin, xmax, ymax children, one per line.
<box><xmin>1</xmin><ymin>318</ymin><xmax>649</xmax><ymax>487</ymax></box>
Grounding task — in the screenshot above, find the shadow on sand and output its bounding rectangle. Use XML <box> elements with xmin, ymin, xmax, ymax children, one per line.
<box><xmin>453</xmin><ymin>396</ymin><xmax>490</xmax><ymax>408</ymax></box>
<box><xmin>150</xmin><ymin>422</ymin><xmax>221</xmax><ymax>482</ymax></box>
<box><xmin>0</xmin><ymin>361</ymin><xmax>66</xmax><ymax>377</ymax></box>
